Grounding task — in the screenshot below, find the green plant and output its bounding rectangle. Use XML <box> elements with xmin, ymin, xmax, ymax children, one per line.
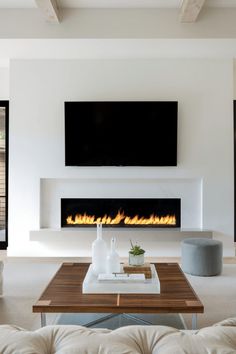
<box><xmin>129</xmin><ymin>240</ymin><xmax>145</xmax><ymax>256</ymax></box>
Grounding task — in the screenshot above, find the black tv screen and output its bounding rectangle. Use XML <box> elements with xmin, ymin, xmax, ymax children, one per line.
<box><xmin>65</xmin><ymin>101</ymin><xmax>178</xmax><ymax>166</ymax></box>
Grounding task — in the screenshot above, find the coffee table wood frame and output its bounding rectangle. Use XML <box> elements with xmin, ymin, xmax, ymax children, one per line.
<box><xmin>33</xmin><ymin>262</ymin><xmax>203</xmax><ymax>329</ymax></box>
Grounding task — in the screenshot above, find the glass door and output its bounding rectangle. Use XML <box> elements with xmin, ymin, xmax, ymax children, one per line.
<box><xmin>0</xmin><ymin>101</ymin><xmax>8</xmax><ymax>249</ymax></box>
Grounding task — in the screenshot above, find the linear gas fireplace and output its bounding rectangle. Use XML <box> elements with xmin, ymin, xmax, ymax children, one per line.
<box><xmin>61</xmin><ymin>198</ymin><xmax>181</xmax><ymax>228</ymax></box>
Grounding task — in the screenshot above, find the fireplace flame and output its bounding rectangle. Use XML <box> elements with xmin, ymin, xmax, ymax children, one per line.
<box><xmin>66</xmin><ymin>210</ymin><xmax>176</xmax><ymax>226</ymax></box>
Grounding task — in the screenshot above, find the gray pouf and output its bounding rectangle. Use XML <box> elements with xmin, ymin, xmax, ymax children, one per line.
<box><xmin>181</xmin><ymin>238</ymin><xmax>223</xmax><ymax>276</ymax></box>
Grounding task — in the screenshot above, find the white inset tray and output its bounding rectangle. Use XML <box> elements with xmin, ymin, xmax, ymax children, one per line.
<box><xmin>82</xmin><ymin>264</ymin><xmax>160</xmax><ymax>294</ymax></box>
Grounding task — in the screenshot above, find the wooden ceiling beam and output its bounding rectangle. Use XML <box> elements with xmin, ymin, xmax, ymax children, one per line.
<box><xmin>35</xmin><ymin>0</ymin><xmax>60</xmax><ymax>23</ymax></box>
<box><xmin>180</xmin><ymin>0</ymin><xmax>206</xmax><ymax>23</ymax></box>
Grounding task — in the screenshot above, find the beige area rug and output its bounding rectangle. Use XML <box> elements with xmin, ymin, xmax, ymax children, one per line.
<box><xmin>182</xmin><ymin>264</ymin><xmax>236</xmax><ymax>329</ymax></box>
<box><xmin>0</xmin><ymin>262</ymin><xmax>60</xmax><ymax>330</ymax></box>
<box><xmin>0</xmin><ymin>261</ymin><xmax>235</xmax><ymax>331</ymax></box>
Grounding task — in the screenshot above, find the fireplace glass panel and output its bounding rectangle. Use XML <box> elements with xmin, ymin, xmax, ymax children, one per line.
<box><xmin>61</xmin><ymin>198</ymin><xmax>181</xmax><ymax>228</ymax></box>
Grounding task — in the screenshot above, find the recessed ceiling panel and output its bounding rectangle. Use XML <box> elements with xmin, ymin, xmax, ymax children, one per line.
<box><xmin>57</xmin><ymin>0</ymin><xmax>182</xmax><ymax>9</ymax></box>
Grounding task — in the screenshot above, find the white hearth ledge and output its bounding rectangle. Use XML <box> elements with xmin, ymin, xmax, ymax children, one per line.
<box><xmin>30</xmin><ymin>228</ymin><xmax>212</xmax><ymax>242</ymax></box>
<box><xmin>28</xmin><ymin>228</ymin><xmax>212</xmax><ymax>257</ymax></box>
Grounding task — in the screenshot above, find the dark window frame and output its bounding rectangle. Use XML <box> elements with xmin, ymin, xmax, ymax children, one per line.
<box><xmin>0</xmin><ymin>101</ymin><xmax>8</xmax><ymax>250</ymax></box>
<box><xmin>234</xmin><ymin>101</ymin><xmax>236</xmax><ymax>243</ymax></box>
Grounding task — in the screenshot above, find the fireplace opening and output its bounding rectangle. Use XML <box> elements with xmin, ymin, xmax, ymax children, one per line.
<box><xmin>61</xmin><ymin>198</ymin><xmax>181</xmax><ymax>228</ymax></box>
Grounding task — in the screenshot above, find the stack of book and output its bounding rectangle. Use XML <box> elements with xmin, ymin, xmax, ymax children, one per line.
<box><xmin>123</xmin><ymin>263</ymin><xmax>152</xmax><ymax>279</ymax></box>
<box><xmin>98</xmin><ymin>273</ymin><xmax>145</xmax><ymax>282</ymax></box>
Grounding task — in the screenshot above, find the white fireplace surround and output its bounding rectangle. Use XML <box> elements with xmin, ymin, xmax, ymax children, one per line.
<box><xmin>39</xmin><ymin>178</ymin><xmax>201</xmax><ymax>229</ymax></box>
<box><xmin>8</xmin><ymin>58</ymin><xmax>234</xmax><ymax>257</ymax></box>
<box><xmin>29</xmin><ymin>177</ymin><xmax>213</xmax><ymax>258</ymax></box>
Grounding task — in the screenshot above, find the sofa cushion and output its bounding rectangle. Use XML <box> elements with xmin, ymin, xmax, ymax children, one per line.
<box><xmin>0</xmin><ymin>325</ymin><xmax>49</xmax><ymax>354</ymax></box>
<box><xmin>0</xmin><ymin>321</ymin><xmax>236</xmax><ymax>354</ymax></box>
<box><xmin>154</xmin><ymin>326</ymin><xmax>236</xmax><ymax>354</ymax></box>
<box><xmin>39</xmin><ymin>325</ymin><xmax>177</xmax><ymax>354</ymax></box>
<box><xmin>213</xmin><ymin>317</ymin><xmax>236</xmax><ymax>327</ymax></box>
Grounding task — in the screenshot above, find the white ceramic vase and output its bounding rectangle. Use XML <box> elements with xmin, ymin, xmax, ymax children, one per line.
<box><xmin>91</xmin><ymin>223</ymin><xmax>107</xmax><ymax>275</ymax></box>
<box><xmin>106</xmin><ymin>237</ymin><xmax>120</xmax><ymax>274</ymax></box>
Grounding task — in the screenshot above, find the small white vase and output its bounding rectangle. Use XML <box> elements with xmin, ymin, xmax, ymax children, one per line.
<box><xmin>91</xmin><ymin>223</ymin><xmax>107</xmax><ymax>275</ymax></box>
<box><xmin>106</xmin><ymin>237</ymin><xmax>120</xmax><ymax>274</ymax></box>
<box><xmin>129</xmin><ymin>253</ymin><xmax>145</xmax><ymax>266</ymax></box>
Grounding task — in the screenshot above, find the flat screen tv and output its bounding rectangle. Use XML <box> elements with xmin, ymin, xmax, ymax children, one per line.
<box><xmin>65</xmin><ymin>101</ymin><xmax>178</xmax><ymax>166</ymax></box>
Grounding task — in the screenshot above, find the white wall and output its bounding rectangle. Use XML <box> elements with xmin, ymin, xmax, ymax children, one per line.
<box><xmin>0</xmin><ymin>67</ymin><xmax>9</xmax><ymax>99</ymax></box>
<box><xmin>9</xmin><ymin>58</ymin><xmax>234</xmax><ymax>256</ymax></box>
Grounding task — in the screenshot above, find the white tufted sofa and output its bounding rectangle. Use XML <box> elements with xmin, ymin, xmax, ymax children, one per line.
<box><xmin>0</xmin><ymin>318</ymin><xmax>236</xmax><ymax>354</ymax></box>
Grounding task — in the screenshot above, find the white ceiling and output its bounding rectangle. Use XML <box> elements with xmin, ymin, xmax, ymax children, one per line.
<box><xmin>1</xmin><ymin>0</ymin><xmax>236</xmax><ymax>9</ymax></box>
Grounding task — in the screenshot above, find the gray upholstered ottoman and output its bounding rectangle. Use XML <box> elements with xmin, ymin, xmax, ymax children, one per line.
<box><xmin>181</xmin><ymin>238</ymin><xmax>222</xmax><ymax>276</ymax></box>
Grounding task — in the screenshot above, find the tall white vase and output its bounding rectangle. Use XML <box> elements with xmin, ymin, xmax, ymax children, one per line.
<box><xmin>92</xmin><ymin>223</ymin><xmax>107</xmax><ymax>275</ymax></box>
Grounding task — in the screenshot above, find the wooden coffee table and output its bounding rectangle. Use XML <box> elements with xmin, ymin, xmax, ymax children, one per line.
<box><xmin>33</xmin><ymin>262</ymin><xmax>204</xmax><ymax>329</ymax></box>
